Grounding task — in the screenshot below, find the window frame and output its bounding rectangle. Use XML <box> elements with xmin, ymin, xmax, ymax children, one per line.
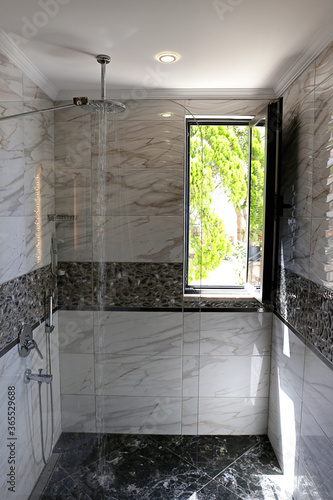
<box><xmin>184</xmin><ymin>101</ymin><xmax>282</xmax><ymax>303</ymax></box>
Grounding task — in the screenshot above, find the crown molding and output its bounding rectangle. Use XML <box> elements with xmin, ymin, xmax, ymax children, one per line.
<box><xmin>274</xmin><ymin>17</ymin><xmax>333</xmax><ymax>97</ymax></box>
<box><xmin>0</xmin><ymin>29</ymin><xmax>58</xmax><ymax>101</ymax></box>
<box><xmin>57</xmin><ymin>87</ymin><xmax>277</xmax><ymax>101</ymax></box>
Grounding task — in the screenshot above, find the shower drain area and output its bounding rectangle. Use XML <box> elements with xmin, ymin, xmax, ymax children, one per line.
<box><xmin>29</xmin><ymin>433</ymin><xmax>289</xmax><ymax>499</ymax></box>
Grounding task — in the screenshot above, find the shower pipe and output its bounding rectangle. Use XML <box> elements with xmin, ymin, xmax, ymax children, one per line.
<box><xmin>0</xmin><ymin>54</ymin><xmax>125</xmax><ymax>122</ymax></box>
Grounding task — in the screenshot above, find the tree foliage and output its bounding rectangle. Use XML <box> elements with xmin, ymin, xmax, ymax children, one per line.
<box><xmin>188</xmin><ymin>124</ymin><xmax>265</xmax><ymax>283</ymax></box>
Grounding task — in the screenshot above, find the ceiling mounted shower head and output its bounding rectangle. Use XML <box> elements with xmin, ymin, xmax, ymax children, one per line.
<box><xmin>73</xmin><ymin>54</ymin><xmax>126</xmax><ymax>114</ymax></box>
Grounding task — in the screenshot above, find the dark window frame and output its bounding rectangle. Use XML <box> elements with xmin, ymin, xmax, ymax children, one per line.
<box><xmin>184</xmin><ymin>100</ymin><xmax>282</xmax><ymax>304</ymax></box>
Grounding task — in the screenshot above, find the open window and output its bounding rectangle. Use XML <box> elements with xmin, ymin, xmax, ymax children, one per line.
<box><xmin>184</xmin><ymin>100</ymin><xmax>282</xmax><ymax>304</ymax></box>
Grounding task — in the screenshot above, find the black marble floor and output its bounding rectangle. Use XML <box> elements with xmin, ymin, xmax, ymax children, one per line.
<box><xmin>30</xmin><ymin>433</ymin><xmax>285</xmax><ymax>499</ymax></box>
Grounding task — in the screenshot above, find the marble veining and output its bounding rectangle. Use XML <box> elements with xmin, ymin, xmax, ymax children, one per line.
<box><xmin>31</xmin><ymin>433</ymin><xmax>283</xmax><ymax>500</ymax></box>
<box><xmin>0</xmin><ymin>264</ymin><xmax>55</xmax><ymax>353</ymax></box>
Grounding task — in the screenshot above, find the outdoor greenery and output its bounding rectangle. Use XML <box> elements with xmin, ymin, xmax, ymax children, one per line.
<box><xmin>188</xmin><ymin>124</ymin><xmax>265</xmax><ymax>284</ymax></box>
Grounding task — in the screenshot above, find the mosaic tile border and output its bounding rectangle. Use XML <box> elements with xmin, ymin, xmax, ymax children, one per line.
<box><xmin>0</xmin><ymin>265</ymin><xmax>56</xmax><ymax>353</ymax></box>
<box><xmin>275</xmin><ymin>266</ymin><xmax>333</xmax><ymax>365</ymax></box>
<box><xmin>57</xmin><ymin>262</ymin><xmax>260</xmax><ymax>310</ymax></box>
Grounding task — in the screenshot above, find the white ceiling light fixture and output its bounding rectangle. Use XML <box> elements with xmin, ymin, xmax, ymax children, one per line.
<box><xmin>160</xmin><ymin>112</ymin><xmax>173</xmax><ymax>118</ymax></box>
<box><xmin>156</xmin><ymin>52</ymin><xmax>180</xmax><ymax>63</ymax></box>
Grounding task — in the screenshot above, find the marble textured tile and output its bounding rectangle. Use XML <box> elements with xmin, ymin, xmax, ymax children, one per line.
<box><xmin>268</xmin><ymin>317</ymin><xmax>304</xmax><ymax>489</ymax></box>
<box><xmin>24</xmin><ymin>159</ymin><xmax>55</xmax><ymax>217</ymax></box>
<box><xmin>199</xmin><ymin>355</ymin><xmax>270</xmax><ymax>398</ymax></box>
<box><xmin>56</xmin><ymin>216</ymin><xmax>92</xmax><ymax>262</ymax></box>
<box><xmin>0</xmin><ymin>53</ymin><xmax>23</xmax><ymax>100</ymax></box>
<box><xmin>303</xmin><ymin>345</ymin><xmax>333</xmax><ymax>440</ymax></box>
<box><xmin>198</xmin><ymin>397</ymin><xmax>268</xmax><ymax>435</ymax></box>
<box><xmin>183</xmin><ymin>312</ymin><xmax>200</xmax><ymax>356</ymax></box>
<box><xmin>96</xmin><ymin>395</ymin><xmax>181</xmax><ymax>434</ymax></box>
<box><xmin>199</xmin><ymin>312</ymin><xmax>272</xmax><ymax>356</ymax></box>
<box><xmin>299</xmin><ymin>404</ymin><xmax>333</xmax><ymax>500</ymax></box>
<box><xmin>55</xmin><ymin>165</ymin><xmax>91</xmax><ymax>217</ymax></box>
<box><xmin>60</xmin><ymin>353</ymin><xmax>95</xmax><ymax>395</ymax></box>
<box><xmin>214</xmin><ymin>437</ymin><xmax>286</xmax><ymax>499</ymax></box>
<box><xmin>182</xmin><ymin>99</ymin><xmax>270</xmax><ymax>117</ymax></box>
<box><xmin>61</xmin><ymin>394</ymin><xmax>97</xmax><ymax>433</ymax></box>
<box><xmin>36</xmin><ymin>433</ymin><xmax>281</xmax><ymax>500</ymax></box>
<box><xmin>0</xmin><ymin>215</ymin><xmax>26</xmax><ymax>283</ymax></box>
<box><xmin>95</xmin><ymin>354</ymin><xmax>181</xmax><ymax>397</ymax></box>
<box><xmin>115</xmin><ymin>99</ymin><xmax>186</xmax><ymax>121</ymax></box>
<box><xmin>91</xmin><ymin>166</ymin><xmax>183</xmax><ymax>216</ymax></box>
<box><xmin>0</xmin><ymin>160</ymin><xmax>25</xmax><ymax>216</ymax></box>
<box><xmin>92</xmin><ymin>215</ymin><xmax>183</xmax><ymax>262</ymax></box>
<box><xmin>182</xmin><ymin>356</ymin><xmax>199</xmax><ymax>398</ymax></box>
<box><xmin>0</xmin><ymin>103</ymin><xmax>24</xmax><ymax>159</ymax></box>
<box><xmin>59</xmin><ymin>310</ymin><xmax>94</xmax><ymax>354</ymax></box>
<box><xmin>93</xmin><ymin>311</ymin><xmax>182</xmax><ymax>355</ymax></box>
<box><xmin>181</xmin><ymin>397</ymin><xmax>199</xmax><ymax>435</ymax></box>
<box><xmin>282</xmin><ymin>62</ymin><xmax>315</xmax><ymax>116</ymax></box>
<box><xmin>54</xmin><ymin>120</ymin><xmax>91</xmax><ymax>167</ymax></box>
<box><xmin>25</xmin><ymin>214</ymin><xmax>53</xmax><ymax>271</ymax></box>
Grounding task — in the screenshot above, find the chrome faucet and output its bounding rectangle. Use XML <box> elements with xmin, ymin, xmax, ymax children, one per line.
<box><xmin>24</xmin><ymin>368</ymin><xmax>53</xmax><ymax>384</ymax></box>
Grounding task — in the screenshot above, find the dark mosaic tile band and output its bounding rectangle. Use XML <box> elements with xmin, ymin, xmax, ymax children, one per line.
<box><xmin>57</xmin><ymin>261</ymin><xmax>260</xmax><ymax>311</ymax></box>
<box><xmin>275</xmin><ymin>266</ymin><xmax>333</xmax><ymax>365</ymax></box>
<box><xmin>0</xmin><ymin>265</ymin><xmax>56</xmax><ymax>353</ymax></box>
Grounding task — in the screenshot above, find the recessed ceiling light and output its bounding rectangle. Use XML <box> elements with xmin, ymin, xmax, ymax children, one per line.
<box><xmin>160</xmin><ymin>112</ymin><xmax>173</xmax><ymax>118</ymax></box>
<box><xmin>156</xmin><ymin>52</ymin><xmax>180</xmax><ymax>63</ymax></box>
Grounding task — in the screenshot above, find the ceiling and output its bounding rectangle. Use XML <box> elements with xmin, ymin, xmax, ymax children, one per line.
<box><xmin>0</xmin><ymin>0</ymin><xmax>332</xmax><ymax>101</ymax></box>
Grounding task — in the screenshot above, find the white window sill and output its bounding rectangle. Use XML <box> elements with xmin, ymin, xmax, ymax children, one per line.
<box><xmin>183</xmin><ymin>288</ymin><xmax>255</xmax><ymax>301</ymax></box>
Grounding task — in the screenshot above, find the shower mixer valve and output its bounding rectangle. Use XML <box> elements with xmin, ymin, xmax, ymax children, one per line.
<box><xmin>18</xmin><ymin>324</ymin><xmax>43</xmax><ymax>359</ymax></box>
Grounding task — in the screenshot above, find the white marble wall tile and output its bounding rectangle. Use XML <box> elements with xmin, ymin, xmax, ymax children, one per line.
<box><xmin>199</xmin><ymin>355</ymin><xmax>270</xmax><ymax>398</ymax></box>
<box><xmin>303</xmin><ymin>346</ymin><xmax>333</xmax><ymax>441</ymax></box>
<box><xmin>279</xmin><ymin>215</ymin><xmax>311</xmax><ymax>278</ymax></box>
<box><xmin>59</xmin><ymin>310</ymin><xmax>94</xmax><ymax>354</ymax></box>
<box><xmin>0</xmin><ymin>215</ymin><xmax>26</xmax><ymax>283</ymax></box>
<box><xmin>0</xmin><ymin>161</ymin><xmax>25</xmax><ymax>216</ymax></box>
<box><xmin>61</xmin><ymin>394</ymin><xmax>96</xmax><ymax>433</ymax></box>
<box><xmin>56</xmin><ymin>216</ymin><xmax>92</xmax><ymax>261</ymax></box>
<box><xmin>92</xmin><ymin>215</ymin><xmax>183</xmax><ymax>262</ymax></box>
<box><xmin>91</xmin><ymin>167</ymin><xmax>183</xmax><ymax>216</ymax></box>
<box><xmin>115</xmin><ymin>99</ymin><xmax>185</xmax><ymax>121</ymax></box>
<box><xmin>199</xmin><ymin>312</ymin><xmax>272</xmax><ymax>356</ymax></box>
<box><xmin>92</xmin><ymin>148</ymin><xmax>184</xmax><ymax>170</ymax></box>
<box><xmin>299</xmin><ymin>404</ymin><xmax>333</xmax><ymax>499</ymax></box>
<box><xmin>198</xmin><ymin>397</ymin><xmax>268</xmax><ymax>435</ymax></box>
<box><xmin>96</xmin><ymin>395</ymin><xmax>181</xmax><ymax>434</ymax></box>
<box><xmin>282</xmin><ymin>62</ymin><xmax>316</xmax><ymax>117</ymax></box>
<box><xmin>270</xmin><ymin>315</ymin><xmax>306</xmax><ymax>399</ymax></box>
<box><xmin>24</xmin><ymin>160</ymin><xmax>55</xmax><ymax>217</ymax></box>
<box><xmin>182</xmin><ymin>356</ymin><xmax>199</xmax><ymax>398</ymax></box>
<box><xmin>60</xmin><ymin>353</ymin><xmax>94</xmax><ymax>395</ymax></box>
<box><xmin>268</xmin><ymin>318</ymin><xmax>305</xmax><ymax>484</ymax></box>
<box><xmin>94</xmin><ymin>311</ymin><xmax>182</xmax><ymax>355</ymax></box>
<box><xmin>55</xmin><ymin>166</ymin><xmax>91</xmax><ymax>217</ymax></box>
<box><xmin>314</xmin><ymin>43</ymin><xmax>333</xmax><ymax>91</ymax></box>
<box><xmin>95</xmin><ymin>354</ymin><xmax>182</xmax><ymax>397</ymax></box>
<box><xmin>0</xmin><ymin>53</ymin><xmax>23</xmax><ymax>100</ymax></box>
<box><xmin>0</xmin><ymin>105</ymin><xmax>24</xmax><ymax>159</ymax></box>
<box><xmin>23</xmin><ymin>74</ymin><xmax>51</xmax><ymax>102</ymax></box>
<box><xmin>181</xmin><ymin>99</ymin><xmax>270</xmax><ymax>117</ymax></box>
<box><xmin>54</xmin><ymin>121</ymin><xmax>91</xmax><ymax>168</ymax></box>
<box><xmin>23</xmin><ymin>111</ymin><xmax>54</xmax><ymax>164</ymax></box>
<box><xmin>54</xmin><ymin>103</ymin><xmax>91</xmax><ymax>122</ymax></box>
<box><xmin>25</xmin><ymin>214</ymin><xmax>53</xmax><ymax>271</ymax></box>
<box><xmin>309</xmin><ymin>217</ymin><xmax>333</xmax><ymax>286</ymax></box>
<box><xmin>181</xmin><ymin>397</ymin><xmax>199</xmax><ymax>435</ymax></box>
<box><xmin>183</xmin><ymin>312</ymin><xmax>200</xmax><ymax>356</ymax></box>
<box><xmin>110</xmin><ymin>119</ymin><xmax>184</xmax><ymax>142</ymax></box>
